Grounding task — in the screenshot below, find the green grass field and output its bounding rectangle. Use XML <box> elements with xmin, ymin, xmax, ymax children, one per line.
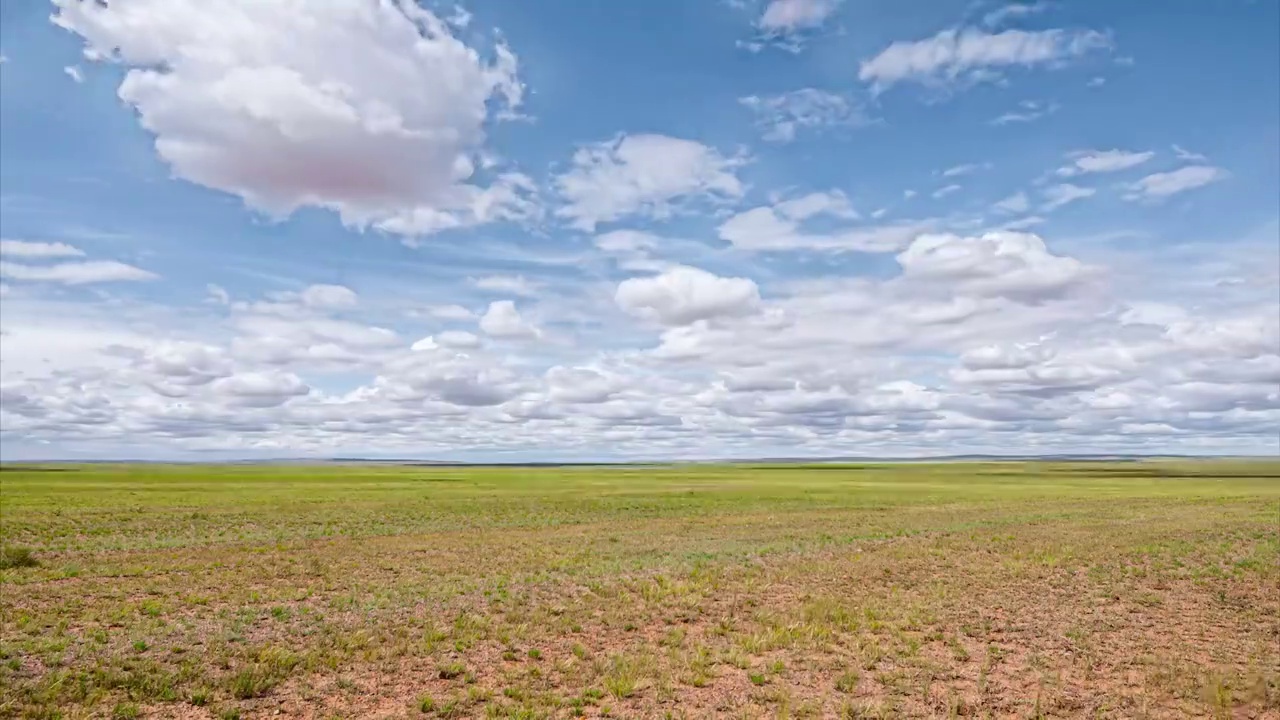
<box><xmin>1</xmin><ymin>462</ymin><xmax>1277</xmax><ymax>719</ymax></box>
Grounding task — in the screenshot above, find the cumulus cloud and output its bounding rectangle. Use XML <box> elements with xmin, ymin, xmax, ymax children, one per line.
<box><xmin>1123</xmin><ymin>166</ymin><xmax>1228</xmax><ymax>200</ymax></box>
<box><xmin>739</xmin><ymin>89</ymin><xmax>862</xmax><ymax>142</ymax></box>
<box><xmin>298</xmin><ymin>284</ymin><xmax>358</xmax><ymax>310</ymax></box>
<box><xmin>1057</xmin><ymin>149</ymin><xmax>1154</xmax><ymax>176</ymax></box>
<box><xmin>616</xmin><ymin>266</ymin><xmax>761</xmax><ymax>326</ymax></box>
<box><xmin>896</xmin><ymin>231</ymin><xmax>1096</xmax><ymax>301</ymax></box>
<box><xmin>479</xmin><ymin>300</ymin><xmax>540</xmax><ymax>339</ymax></box>
<box><xmin>3</xmin><ymin>229</ymin><xmax>1276</xmax><ymax>460</ymax></box>
<box><xmin>554</xmin><ymin>134</ymin><xmax>745</xmax><ymax>231</ymax></box>
<box><xmin>0</xmin><ymin>240</ymin><xmax>85</xmax><ymax>258</ymax></box>
<box><xmin>933</xmin><ymin>184</ymin><xmax>962</xmax><ymax>199</ymax></box>
<box><xmin>211</xmin><ymin>371</ymin><xmax>310</xmax><ymax>408</ymax></box>
<box><xmin>859</xmin><ymin>27</ymin><xmax>1110</xmax><ymax>92</ymax></box>
<box><xmin>0</xmin><ymin>260</ymin><xmax>156</xmax><ymax>285</ymax></box>
<box><xmin>412</xmin><ymin>330</ymin><xmax>482</xmax><ymax>351</ymax></box>
<box><xmin>52</xmin><ymin>0</ymin><xmax>530</xmax><ymax>237</ymax></box>
<box><xmin>758</xmin><ymin>0</ymin><xmax>841</xmax><ymax>32</ymax></box>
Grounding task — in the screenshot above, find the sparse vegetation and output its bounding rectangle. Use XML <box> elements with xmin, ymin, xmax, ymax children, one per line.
<box><xmin>1</xmin><ymin>461</ymin><xmax>1276</xmax><ymax>717</ymax></box>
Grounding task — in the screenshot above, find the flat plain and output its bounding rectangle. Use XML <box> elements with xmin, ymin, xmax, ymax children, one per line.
<box><xmin>1</xmin><ymin>461</ymin><xmax>1277</xmax><ymax>719</ymax></box>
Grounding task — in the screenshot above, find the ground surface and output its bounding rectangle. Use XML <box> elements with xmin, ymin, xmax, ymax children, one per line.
<box><xmin>1</xmin><ymin>461</ymin><xmax>1277</xmax><ymax>719</ymax></box>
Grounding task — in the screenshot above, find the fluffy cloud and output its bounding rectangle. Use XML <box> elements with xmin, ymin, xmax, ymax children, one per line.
<box><xmin>412</xmin><ymin>330</ymin><xmax>482</xmax><ymax>351</ymax></box>
<box><xmin>1058</xmin><ymin>149</ymin><xmax>1155</xmax><ymax>176</ymax></box>
<box><xmin>859</xmin><ymin>27</ymin><xmax>1110</xmax><ymax>92</ymax></box>
<box><xmin>3</xmin><ymin>228</ymin><xmax>1276</xmax><ymax>460</ymax></box>
<box><xmin>298</xmin><ymin>284</ymin><xmax>358</xmax><ymax>310</ymax></box>
<box><xmin>758</xmin><ymin>0</ymin><xmax>842</xmax><ymax>32</ymax></box>
<box><xmin>0</xmin><ymin>260</ymin><xmax>156</xmax><ymax>285</ymax></box>
<box><xmin>479</xmin><ymin>300</ymin><xmax>540</xmax><ymax>339</ymax></box>
<box><xmin>616</xmin><ymin>266</ymin><xmax>761</xmax><ymax>326</ymax></box>
<box><xmin>1123</xmin><ymin>166</ymin><xmax>1228</xmax><ymax>200</ymax></box>
<box><xmin>52</xmin><ymin>0</ymin><xmax>529</xmax><ymax>237</ymax></box>
<box><xmin>211</xmin><ymin>371</ymin><xmax>310</xmax><ymax>408</ymax></box>
<box><xmin>896</xmin><ymin>231</ymin><xmax>1096</xmax><ymax>301</ymax></box>
<box><xmin>739</xmin><ymin>89</ymin><xmax>861</xmax><ymax>142</ymax></box>
<box><xmin>554</xmin><ymin>134</ymin><xmax>745</xmax><ymax>231</ymax></box>
<box><xmin>0</xmin><ymin>240</ymin><xmax>86</xmax><ymax>259</ymax></box>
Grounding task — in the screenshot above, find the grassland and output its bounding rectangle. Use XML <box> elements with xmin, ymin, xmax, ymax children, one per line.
<box><xmin>1</xmin><ymin>461</ymin><xmax>1277</xmax><ymax>719</ymax></box>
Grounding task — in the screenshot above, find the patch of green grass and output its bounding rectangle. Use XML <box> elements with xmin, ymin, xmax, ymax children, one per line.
<box><xmin>0</xmin><ymin>545</ymin><xmax>39</xmax><ymax>569</ymax></box>
<box><xmin>0</xmin><ymin>460</ymin><xmax>1275</xmax><ymax>718</ymax></box>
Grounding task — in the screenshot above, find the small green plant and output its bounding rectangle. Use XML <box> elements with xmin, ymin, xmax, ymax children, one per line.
<box><xmin>0</xmin><ymin>546</ymin><xmax>38</xmax><ymax>570</ymax></box>
<box><xmin>218</xmin><ymin>709</ymin><xmax>242</xmax><ymax>720</ymax></box>
<box><xmin>437</xmin><ymin>661</ymin><xmax>466</xmax><ymax>679</ymax></box>
<box><xmin>112</xmin><ymin>703</ymin><xmax>140</xmax><ymax>720</ymax></box>
<box><xmin>748</xmin><ymin>671</ymin><xmax>767</xmax><ymax>686</ymax></box>
<box><xmin>190</xmin><ymin>688</ymin><xmax>210</xmax><ymax>706</ymax></box>
<box><xmin>133</xmin><ymin>640</ymin><xmax>149</xmax><ymax>652</ymax></box>
<box><xmin>416</xmin><ymin>694</ymin><xmax>435</xmax><ymax>712</ymax></box>
<box><xmin>835</xmin><ymin>670</ymin><xmax>860</xmax><ymax>693</ymax></box>
<box><xmin>526</xmin><ymin>648</ymin><xmax>542</xmax><ymax>660</ymax></box>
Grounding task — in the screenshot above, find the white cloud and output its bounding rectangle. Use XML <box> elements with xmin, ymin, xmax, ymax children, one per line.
<box><xmin>859</xmin><ymin>27</ymin><xmax>1110</xmax><ymax>92</ymax></box>
<box><xmin>3</xmin><ymin>230</ymin><xmax>1276</xmax><ymax>460</ymax></box>
<box><xmin>298</xmin><ymin>284</ymin><xmax>358</xmax><ymax>310</ymax></box>
<box><xmin>932</xmin><ymin>184</ymin><xmax>962</xmax><ymax>199</ymax></box>
<box><xmin>473</xmin><ymin>274</ymin><xmax>540</xmax><ymax>298</ymax></box>
<box><xmin>982</xmin><ymin>3</ymin><xmax>1049</xmax><ymax>28</ymax></box>
<box><xmin>1001</xmin><ymin>215</ymin><xmax>1046</xmax><ymax>230</ymax></box>
<box><xmin>718</xmin><ymin>198</ymin><xmax>926</xmax><ymax>253</ymax></box>
<box><xmin>989</xmin><ymin>99</ymin><xmax>1057</xmax><ymax>125</ymax></box>
<box><xmin>758</xmin><ymin>0</ymin><xmax>841</xmax><ymax>32</ymax></box>
<box><xmin>52</xmin><ymin>0</ymin><xmax>528</xmax><ymax>237</ymax></box>
<box><xmin>479</xmin><ymin>300</ymin><xmax>540</xmax><ymax>339</ymax></box>
<box><xmin>211</xmin><ymin>371</ymin><xmax>310</xmax><ymax>408</ymax></box>
<box><xmin>0</xmin><ymin>240</ymin><xmax>85</xmax><ymax>258</ymax></box>
<box><xmin>993</xmin><ymin>191</ymin><xmax>1030</xmax><ymax>214</ymax></box>
<box><xmin>1172</xmin><ymin>144</ymin><xmax>1209</xmax><ymax>163</ymax></box>
<box><xmin>554</xmin><ymin>134</ymin><xmax>745</xmax><ymax>231</ymax></box>
<box><xmin>1087</xmin><ymin>76</ymin><xmax>1106</xmax><ymax>87</ymax></box>
<box><xmin>941</xmin><ymin>162</ymin><xmax>990</xmax><ymax>178</ymax></box>
<box><xmin>739</xmin><ymin>89</ymin><xmax>862</xmax><ymax>142</ymax></box>
<box><xmin>896</xmin><ymin>231</ymin><xmax>1096</xmax><ymax>301</ymax></box>
<box><xmin>1040</xmin><ymin>183</ymin><xmax>1095</xmax><ymax>211</ymax></box>
<box><xmin>428</xmin><ymin>304</ymin><xmax>476</xmax><ymax>321</ymax></box>
<box><xmin>1057</xmin><ymin>149</ymin><xmax>1154</xmax><ymax>176</ymax></box>
<box><xmin>716</xmin><ymin>191</ymin><xmax>908</xmax><ymax>254</ymax></box>
<box><xmin>0</xmin><ymin>260</ymin><xmax>156</xmax><ymax>285</ymax></box>
<box><xmin>1124</xmin><ymin>166</ymin><xmax>1227</xmax><ymax>200</ymax></box>
<box><xmin>63</xmin><ymin>65</ymin><xmax>83</xmax><ymax>83</ymax></box>
<box><xmin>616</xmin><ymin>266</ymin><xmax>760</xmax><ymax>326</ymax></box>
<box><xmin>412</xmin><ymin>330</ymin><xmax>482</xmax><ymax>351</ymax></box>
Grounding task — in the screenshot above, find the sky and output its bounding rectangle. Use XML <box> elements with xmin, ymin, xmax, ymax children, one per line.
<box><xmin>0</xmin><ymin>0</ymin><xmax>1277</xmax><ymax>461</ymax></box>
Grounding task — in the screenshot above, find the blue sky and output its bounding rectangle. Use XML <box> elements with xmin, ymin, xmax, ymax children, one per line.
<box><xmin>1</xmin><ymin>0</ymin><xmax>1277</xmax><ymax>460</ymax></box>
